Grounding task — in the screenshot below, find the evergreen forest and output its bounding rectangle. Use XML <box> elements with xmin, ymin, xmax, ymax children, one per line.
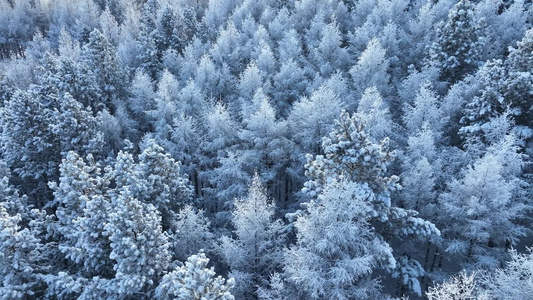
<box><xmin>0</xmin><ymin>0</ymin><xmax>532</xmax><ymax>299</ymax></box>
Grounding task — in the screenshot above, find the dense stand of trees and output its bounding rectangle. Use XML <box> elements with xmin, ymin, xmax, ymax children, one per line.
<box><xmin>0</xmin><ymin>0</ymin><xmax>531</xmax><ymax>299</ymax></box>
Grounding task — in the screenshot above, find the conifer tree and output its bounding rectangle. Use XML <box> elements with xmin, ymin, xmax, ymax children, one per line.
<box><xmin>483</xmin><ymin>248</ymin><xmax>533</xmax><ymax>299</ymax></box>
<box><xmin>404</xmin><ymin>82</ymin><xmax>444</xmax><ymax>136</ymax></box>
<box><xmin>502</xmin><ymin>28</ymin><xmax>533</xmax><ymax>128</ymax></box>
<box><xmin>0</xmin><ymin>162</ymin><xmax>47</xmax><ymax>299</ymax></box>
<box><xmin>310</xmin><ymin>18</ymin><xmax>350</xmax><ymax>77</ymax></box>
<box><xmin>137</xmin><ymin>138</ymin><xmax>194</xmax><ymax>230</ymax></box>
<box><xmin>239</xmin><ymin>96</ymin><xmax>292</xmax><ymax>183</ymax></box>
<box><xmin>51</xmin><ymin>93</ymin><xmax>105</xmax><ymax>158</ymax></box>
<box><xmin>127</xmin><ymin>69</ymin><xmax>157</xmax><ymax>134</ymax></box>
<box><xmin>350</xmin><ymin>38</ymin><xmax>390</xmax><ymax>99</ymax></box>
<box><xmin>172</xmin><ymin>205</ymin><xmax>214</xmax><ymax>262</ymax></box>
<box><xmin>137</xmin><ymin>0</ymin><xmax>163</xmax><ymax>79</ymax></box>
<box><xmin>429</xmin><ymin>0</ymin><xmax>485</xmax><ymax>82</ymax></box>
<box><xmin>272</xmin><ymin>59</ymin><xmax>307</xmax><ymax>116</ymax></box>
<box><xmin>426</xmin><ymin>272</ymin><xmax>487</xmax><ymax>300</ymax></box>
<box><xmin>39</xmin><ymin>51</ymin><xmax>102</xmax><ymax>113</ymax></box>
<box><xmin>159</xmin><ymin>7</ymin><xmax>179</xmax><ymax>52</ymax></box>
<box><xmin>400</xmin><ymin>125</ymin><xmax>441</xmax><ymax>218</ymax></box>
<box><xmin>460</xmin><ymin>59</ymin><xmax>508</xmax><ymax>141</ymax></box>
<box><xmin>156</xmin><ymin>251</ymin><xmax>235</xmax><ymax>300</ymax></box>
<box><xmin>219</xmin><ymin>175</ymin><xmax>286</xmax><ymax>298</ymax></box>
<box><xmin>440</xmin><ymin>134</ymin><xmax>530</xmax><ymax>269</ymax></box>
<box><xmin>461</xmin><ymin>29</ymin><xmax>533</xmax><ymax>141</ymax></box>
<box><xmin>285</xmin><ymin>179</ymin><xmax>394</xmax><ymax>300</ymax></box>
<box><xmin>357</xmin><ymin>87</ymin><xmax>395</xmax><ymax>143</ymax></box>
<box><xmin>238</xmin><ymin>62</ymin><xmax>269</xmax><ymax>118</ymax></box>
<box><xmin>99</xmin><ymin>6</ymin><xmax>120</xmax><ymax>46</ymax></box>
<box><xmin>302</xmin><ymin>110</ymin><xmax>439</xmax><ymax>295</ymax></box>
<box><xmin>0</xmin><ymin>206</ymin><xmax>47</xmax><ymax>299</ymax></box>
<box><xmin>81</xmin><ymin>29</ymin><xmax>126</xmax><ymax>110</ymax></box>
<box><xmin>0</xmin><ymin>89</ymin><xmax>60</xmax><ymax>202</ymax></box>
<box><xmin>104</xmin><ymin>186</ymin><xmax>171</xmax><ymax>297</ymax></box>
<box><xmin>289</xmin><ymin>86</ymin><xmax>345</xmax><ymax>155</ymax></box>
<box><xmin>0</xmin><ymin>88</ymin><xmax>100</xmax><ymax>205</ymax></box>
<box><xmin>48</xmin><ymin>152</ymin><xmax>113</xmax><ymax>276</ymax></box>
<box><xmin>201</xmin><ymin>102</ymin><xmax>245</xmax><ymax>207</ymax></box>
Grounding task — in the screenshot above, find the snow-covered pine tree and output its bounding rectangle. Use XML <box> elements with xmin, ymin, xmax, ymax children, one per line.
<box><xmin>461</xmin><ymin>29</ymin><xmax>533</xmax><ymax>143</ymax></box>
<box><xmin>272</xmin><ymin>58</ymin><xmax>307</xmax><ymax>116</ymax></box>
<box><xmin>81</xmin><ymin>29</ymin><xmax>127</xmax><ymax>111</ymax></box>
<box><xmin>350</xmin><ymin>38</ymin><xmax>390</xmax><ymax>99</ymax></box>
<box><xmin>155</xmin><ymin>251</ymin><xmax>235</xmax><ymax>300</ymax></box>
<box><xmin>426</xmin><ymin>272</ymin><xmax>488</xmax><ymax>300</ymax></box>
<box><xmin>172</xmin><ymin>205</ymin><xmax>214</xmax><ymax>262</ymax></box>
<box><xmin>401</xmin><ymin>157</ymin><xmax>436</xmax><ymax>213</ymax></box>
<box><xmin>301</xmin><ymin>110</ymin><xmax>439</xmax><ymax>295</ymax></box>
<box><xmin>200</xmin><ymin>101</ymin><xmax>244</xmax><ymax>211</ymax></box>
<box><xmin>403</xmin><ymin>81</ymin><xmax>444</xmax><ymax>137</ymax></box>
<box><xmin>309</xmin><ymin>18</ymin><xmax>350</xmax><ymax>77</ymax></box>
<box><xmin>289</xmin><ymin>86</ymin><xmax>345</xmax><ymax>156</ymax></box>
<box><xmin>460</xmin><ymin>59</ymin><xmax>508</xmax><ymax>141</ymax></box>
<box><xmin>137</xmin><ymin>0</ymin><xmax>164</xmax><ymax>79</ymax></box>
<box><xmin>151</xmin><ymin>69</ymin><xmax>180</xmax><ymax>144</ymax></box>
<box><xmin>0</xmin><ymin>205</ymin><xmax>47</xmax><ymax>299</ymax></box>
<box><xmin>238</xmin><ymin>62</ymin><xmax>270</xmax><ymax>119</ymax></box>
<box><xmin>137</xmin><ymin>138</ymin><xmax>194</xmax><ymax>230</ymax></box>
<box><xmin>440</xmin><ymin>133</ymin><xmax>530</xmax><ymax>269</ymax></box>
<box><xmin>126</xmin><ymin>69</ymin><xmax>157</xmax><ymax>135</ymax></box>
<box><xmin>0</xmin><ymin>160</ymin><xmax>48</xmax><ymax>299</ymax></box>
<box><xmin>483</xmin><ymin>248</ymin><xmax>533</xmax><ymax>300</ymax></box>
<box><xmin>284</xmin><ymin>179</ymin><xmax>395</xmax><ymax>300</ymax></box>
<box><xmin>0</xmin><ymin>161</ymin><xmax>28</xmax><ymax>218</ymax></box>
<box><xmin>239</xmin><ymin>95</ymin><xmax>292</xmax><ymax>184</ymax></box>
<box><xmin>429</xmin><ymin>0</ymin><xmax>485</xmax><ymax>82</ymax></box>
<box><xmin>39</xmin><ymin>50</ymin><xmax>102</xmax><ymax>113</ymax></box>
<box><xmin>104</xmin><ymin>186</ymin><xmax>171</xmax><ymax>297</ymax></box>
<box><xmin>219</xmin><ymin>174</ymin><xmax>286</xmax><ymax>299</ymax></box>
<box><xmin>158</xmin><ymin>6</ymin><xmax>179</xmax><ymax>52</ymax></box>
<box><xmin>356</xmin><ymin>86</ymin><xmax>395</xmax><ymax>143</ymax></box>
<box><xmin>400</xmin><ymin>124</ymin><xmax>442</xmax><ymax>219</ymax></box>
<box><xmin>48</xmin><ymin>152</ymin><xmax>113</xmax><ymax>276</ymax></box>
<box><xmin>99</xmin><ymin>6</ymin><xmax>120</xmax><ymax>46</ymax></box>
<box><xmin>502</xmin><ymin>28</ymin><xmax>533</xmax><ymax>129</ymax></box>
<box><xmin>51</xmin><ymin>93</ymin><xmax>105</xmax><ymax>158</ymax></box>
<box><xmin>0</xmin><ymin>87</ymin><xmax>82</xmax><ymax>205</ymax></box>
<box><xmin>166</xmin><ymin>112</ymin><xmax>203</xmax><ymax>177</ymax></box>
